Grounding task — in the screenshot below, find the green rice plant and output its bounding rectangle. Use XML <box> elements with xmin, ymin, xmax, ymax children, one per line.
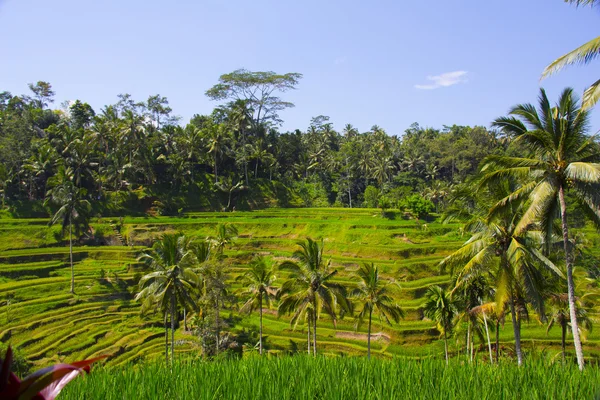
<box><xmin>61</xmin><ymin>356</ymin><xmax>600</xmax><ymax>400</ymax></box>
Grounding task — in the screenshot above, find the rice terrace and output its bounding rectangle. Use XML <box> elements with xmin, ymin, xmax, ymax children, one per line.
<box><xmin>2</xmin><ymin>0</ymin><xmax>600</xmax><ymax>399</ymax></box>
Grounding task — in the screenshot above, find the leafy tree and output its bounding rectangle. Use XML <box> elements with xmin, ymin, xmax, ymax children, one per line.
<box><xmin>422</xmin><ymin>285</ymin><xmax>458</xmax><ymax>364</ymax></box>
<box><xmin>350</xmin><ymin>263</ymin><xmax>404</xmax><ymax>359</ymax></box>
<box><xmin>45</xmin><ymin>167</ymin><xmax>91</xmax><ymax>294</ymax></box>
<box><xmin>363</xmin><ymin>186</ymin><xmax>379</xmax><ymax>208</ymax></box>
<box><xmin>206</xmin><ymin>69</ymin><xmax>303</xmax><ymax>126</ymax></box>
<box><xmin>487</xmin><ymin>87</ymin><xmax>600</xmax><ymax>370</ymax></box>
<box><xmin>402</xmin><ymin>194</ymin><xmax>434</xmax><ymax>219</ymax></box>
<box><xmin>542</xmin><ymin>1</ymin><xmax>600</xmax><ymax>108</ymax></box>
<box><xmin>278</xmin><ymin>238</ymin><xmax>351</xmax><ymax>356</ymax></box>
<box><xmin>238</xmin><ymin>256</ymin><xmax>278</xmax><ymax>355</ymax></box>
<box><xmin>27</xmin><ymin>81</ymin><xmax>55</xmax><ymax>109</ymax></box>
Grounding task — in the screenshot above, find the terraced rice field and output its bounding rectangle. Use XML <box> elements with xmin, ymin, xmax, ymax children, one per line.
<box><xmin>1</xmin><ymin>208</ymin><xmax>599</xmax><ymax>368</ymax></box>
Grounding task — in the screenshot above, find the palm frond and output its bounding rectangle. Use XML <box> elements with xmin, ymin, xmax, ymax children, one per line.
<box><xmin>583</xmin><ymin>78</ymin><xmax>600</xmax><ymax>110</ymax></box>
<box><xmin>542</xmin><ymin>36</ymin><xmax>600</xmax><ymax>78</ymax></box>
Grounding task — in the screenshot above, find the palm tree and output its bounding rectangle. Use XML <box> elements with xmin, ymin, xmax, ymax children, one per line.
<box><xmin>278</xmin><ymin>238</ymin><xmax>351</xmax><ymax>356</ymax></box>
<box><xmin>546</xmin><ymin>293</ymin><xmax>593</xmax><ymax>363</ymax></box>
<box><xmin>422</xmin><ymin>285</ymin><xmax>458</xmax><ymax>365</ymax></box>
<box><xmin>238</xmin><ymin>256</ymin><xmax>278</xmax><ymax>355</ymax></box>
<box><xmin>488</xmin><ymin>87</ymin><xmax>600</xmax><ymax>370</ymax></box>
<box><xmin>206</xmin><ymin>124</ymin><xmax>231</xmax><ymax>183</ymax></box>
<box><xmin>135</xmin><ymin>233</ymin><xmax>199</xmax><ymax>365</ymax></box>
<box><xmin>350</xmin><ymin>263</ymin><xmax>404</xmax><ymax>359</ymax></box>
<box><xmin>207</xmin><ymin>223</ymin><xmax>238</xmax><ymax>256</ymax></box>
<box><xmin>45</xmin><ymin>167</ymin><xmax>91</xmax><ymax>294</ymax></box>
<box><xmin>542</xmin><ymin>1</ymin><xmax>600</xmax><ymax>109</ymax></box>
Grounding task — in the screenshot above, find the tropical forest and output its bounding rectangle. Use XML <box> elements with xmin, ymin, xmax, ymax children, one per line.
<box><xmin>1</xmin><ymin>0</ymin><xmax>600</xmax><ymax>399</ymax></box>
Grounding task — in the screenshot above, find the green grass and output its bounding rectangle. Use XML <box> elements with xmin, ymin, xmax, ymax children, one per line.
<box><xmin>61</xmin><ymin>356</ymin><xmax>600</xmax><ymax>400</ymax></box>
<box><xmin>0</xmin><ymin>208</ymin><xmax>599</xmax><ymax>369</ymax></box>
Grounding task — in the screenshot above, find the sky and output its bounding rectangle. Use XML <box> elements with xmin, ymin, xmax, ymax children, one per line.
<box><xmin>1</xmin><ymin>0</ymin><xmax>599</xmax><ymax>136</ymax></box>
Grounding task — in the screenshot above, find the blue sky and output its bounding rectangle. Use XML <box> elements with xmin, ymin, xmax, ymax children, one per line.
<box><xmin>1</xmin><ymin>0</ymin><xmax>599</xmax><ymax>135</ymax></box>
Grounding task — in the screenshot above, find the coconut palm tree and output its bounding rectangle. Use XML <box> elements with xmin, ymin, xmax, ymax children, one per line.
<box><xmin>546</xmin><ymin>293</ymin><xmax>593</xmax><ymax>363</ymax></box>
<box><xmin>278</xmin><ymin>238</ymin><xmax>351</xmax><ymax>356</ymax></box>
<box><xmin>135</xmin><ymin>233</ymin><xmax>199</xmax><ymax>365</ymax></box>
<box><xmin>441</xmin><ymin>177</ymin><xmax>562</xmax><ymax>366</ymax></box>
<box><xmin>207</xmin><ymin>223</ymin><xmax>238</xmax><ymax>256</ymax></box>
<box><xmin>422</xmin><ymin>285</ymin><xmax>458</xmax><ymax>365</ymax></box>
<box><xmin>350</xmin><ymin>263</ymin><xmax>404</xmax><ymax>359</ymax></box>
<box><xmin>45</xmin><ymin>167</ymin><xmax>91</xmax><ymax>294</ymax></box>
<box><xmin>238</xmin><ymin>256</ymin><xmax>278</xmax><ymax>355</ymax></box>
<box><xmin>206</xmin><ymin>124</ymin><xmax>231</xmax><ymax>183</ymax></box>
<box><xmin>542</xmin><ymin>1</ymin><xmax>600</xmax><ymax>109</ymax></box>
<box><xmin>487</xmin><ymin>87</ymin><xmax>600</xmax><ymax>370</ymax></box>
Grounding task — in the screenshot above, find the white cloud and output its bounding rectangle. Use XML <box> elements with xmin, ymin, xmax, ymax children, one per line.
<box><xmin>415</xmin><ymin>71</ymin><xmax>468</xmax><ymax>90</ymax></box>
<box><xmin>334</xmin><ymin>56</ymin><xmax>347</xmax><ymax>65</ymax></box>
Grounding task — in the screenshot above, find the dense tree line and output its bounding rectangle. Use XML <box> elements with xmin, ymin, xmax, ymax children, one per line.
<box><xmin>0</xmin><ymin>73</ymin><xmax>507</xmax><ymax>218</ymax></box>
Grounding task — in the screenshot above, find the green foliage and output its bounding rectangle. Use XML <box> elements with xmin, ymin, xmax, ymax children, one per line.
<box><xmin>401</xmin><ymin>194</ymin><xmax>434</xmax><ymax>218</ymax></box>
<box><xmin>363</xmin><ymin>186</ymin><xmax>379</xmax><ymax>208</ymax></box>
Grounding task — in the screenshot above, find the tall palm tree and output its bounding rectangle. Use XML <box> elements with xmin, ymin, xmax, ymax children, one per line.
<box><xmin>135</xmin><ymin>233</ymin><xmax>199</xmax><ymax>365</ymax></box>
<box><xmin>542</xmin><ymin>1</ymin><xmax>600</xmax><ymax>109</ymax></box>
<box><xmin>546</xmin><ymin>293</ymin><xmax>593</xmax><ymax>363</ymax></box>
<box><xmin>422</xmin><ymin>285</ymin><xmax>458</xmax><ymax>365</ymax></box>
<box><xmin>278</xmin><ymin>238</ymin><xmax>351</xmax><ymax>356</ymax></box>
<box><xmin>207</xmin><ymin>223</ymin><xmax>238</xmax><ymax>256</ymax></box>
<box><xmin>206</xmin><ymin>124</ymin><xmax>231</xmax><ymax>183</ymax></box>
<box><xmin>442</xmin><ymin>178</ymin><xmax>562</xmax><ymax>366</ymax></box>
<box><xmin>238</xmin><ymin>256</ymin><xmax>278</xmax><ymax>355</ymax></box>
<box><xmin>488</xmin><ymin>87</ymin><xmax>600</xmax><ymax>370</ymax></box>
<box><xmin>45</xmin><ymin>167</ymin><xmax>91</xmax><ymax>294</ymax></box>
<box><xmin>350</xmin><ymin>263</ymin><xmax>404</xmax><ymax>359</ymax></box>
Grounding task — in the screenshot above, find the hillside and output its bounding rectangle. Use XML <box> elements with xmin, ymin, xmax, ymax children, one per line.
<box><xmin>1</xmin><ymin>208</ymin><xmax>599</xmax><ymax>370</ymax></box>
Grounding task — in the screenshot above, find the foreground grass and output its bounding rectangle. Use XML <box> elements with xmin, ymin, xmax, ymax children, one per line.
<box><xmin>62</xmin><ymin>356</ymin><xmax>600</xmax><ymax>400</ymax></box>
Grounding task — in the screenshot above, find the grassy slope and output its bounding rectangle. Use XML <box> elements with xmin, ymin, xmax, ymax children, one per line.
<box><xmin>0</xmin><ymin>208</ymin><xmax>599</xmax><ymax>368</ymax></box>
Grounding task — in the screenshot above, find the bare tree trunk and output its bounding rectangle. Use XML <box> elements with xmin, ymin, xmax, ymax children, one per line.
<box><xmin>495</xmin><ymin>319</ymin><xmax>500</xmax><ymax>363</ymax></box>
<box><xmin>313</xmin><ymin>312</ymin><xmax>317</xmax><ymax>357</ymax></box>
<box><xmin>259</xmin><ymin>296</ymin><xmax>263</xmax><ymax>355</ymax></box>
<box><xmin>165</xmin><ymin>312</ymin><xmax>169</xmax><ymax>366</ymax></box>
<box><xmin>466</xmin><ymin>323</ymin><xmax>470</xmax><ymax>361</ymax></box>
<box><xmin>307</xmin><ymin>316</ymin><xmax>311</xmax><ymax>355</ymax></box>
<box><xmin>509</xmin><ymin>295</ymin><xmax>523</xmax><ymax>366</ymax></box>
<box><xmin>444</xmin><ymin>330</ymin><xmax>448</xmax><ymax>365</ymax></box>
<box><xmin>367</xmin><ymin>308</ymin><xmax>372</xmax><ymax>359</ymax></box>
<box><xmin>558</xmin><ymin>185</ymin><xmax>585</xmax><ymax>371</ymax></box>
<box><xmin>214</xmin><ymin>153</ymin><xmax>218</xmax><ymax>184</ymax></box>
<box><xmin>69</xmin><ymin>215</ymin><xmax>74</xmax><ymax>294</ymax></box>
<box><xmin>170</xmin><ymin>293</ymin><xmax>175</xmax><ymax>366</ymax></box>
<box><xmin>562</xmin><ymin>322</ymin><xmax>567</xmax><ymax>365</ymax></box>
<box><xmin>183</xmin><ymin>308</ymin><xmax>187</xmax><ymax>332</ymax></box>
<box><xmin>215</xmin><ymin>294</ymin><xmax>220</xmax><ymax>356</ymax></box>
<box><xmin>483</xmin><ymin>311</ymin><xmax>493</xmax><ymax>364</ymax></box>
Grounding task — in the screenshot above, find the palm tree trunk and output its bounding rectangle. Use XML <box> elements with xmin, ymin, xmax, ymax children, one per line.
<box><xmin>367</xmin><ymin>307</ymin><xmax>372</xmax><ymax>360</ymax></box>
<box><xmin>466</xmin><ymin>323</ymin><xmax>470</xmax><ymax>361</ymax></box>
<box><xmin>562</xmin><ymin>322</ymin><xmax>567</xmax><ymax>364</ymax></box>
<box><xmin>495</xmin><ymin>319</ymin><xmax>500</xmax><ymax>363</ymax></box>
<box><xmin>214</xmin><ymin>153</ymin><xmax>218</xmax><ymax>184</ymax></box>
<box><xmin>307</xmin><ymin>318</ymin><xmax>311</xmax><ymax>355</ymax></box>
<box><xmin>215</xmin><ymin>294</ymin><xmax>220</xmax><ymax>356</ymax></box>
<box><xmin>509</xmin><ymin>295</ymin><xmax>523</xmax><ymax>366</ymax></box>
<box><xmin>69</xmin><ymin>215</ymin><xmax>74</xmax><ymax>294</ymax></box>
<box><xmin>255</xmin><ymin>159</ymin><xmax>259</xmax><ymax>178</ymax></box>
<box><xmin>558</xmin><ymin>185</ymin><xmax>585</xmax><ymax>371</ymax></box>
<box><xmin>164</xmin><ymin>312</ymin><xmax>169</xmax><ymax>366</ymax></box>
<box><xmin>483</xmin><ymin>311</ymin><xmax>493</xmax><ymax>364</ymax></box>
<box><xmin>313</xmin><ymin>312</ymin><xmax>317</xmax><ymax>357</ymax></box>
<box><xmin>259</xmin><ymin>295</ymin><xmax>263</xmax><ymax>355</ymax></box>
<box><xmin>444</xmin><ymin>330</ymin><xmax>448</xmax><ymax>365</ymax></box>
<box><xmin>183</xmin><ymin>308</ymin><xmax>187</xmax><ymax>332</ymax></box>
<box><xmin>170</xmin><ymin>293</ymin><xmax>175</xmax><ymax>366</ymax></box>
